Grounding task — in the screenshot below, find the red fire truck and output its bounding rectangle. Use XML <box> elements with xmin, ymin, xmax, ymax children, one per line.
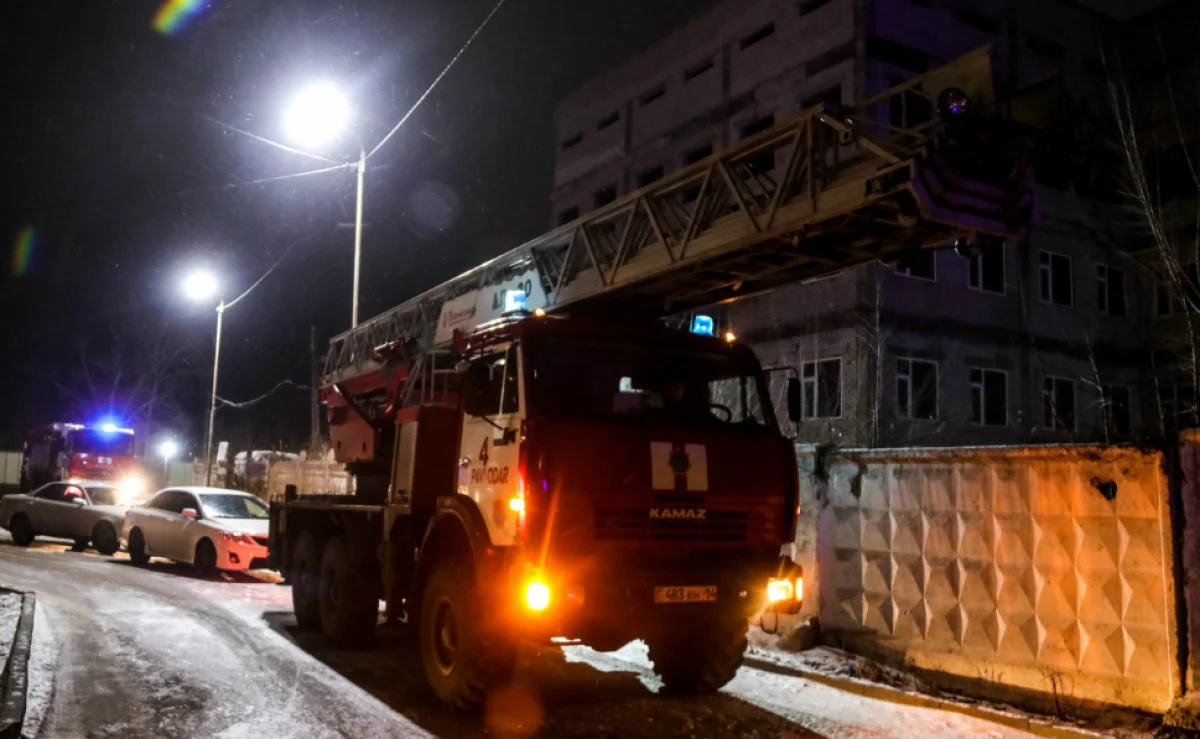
<box><xmin>21</xmin><ymin>423</ymin><xmax>143</xmax><ymax>494</ymax></box>
<box><xmin>266</xmin><ymin>48</ymin><xmax>1030</xmax><ymax>709</ymax></box>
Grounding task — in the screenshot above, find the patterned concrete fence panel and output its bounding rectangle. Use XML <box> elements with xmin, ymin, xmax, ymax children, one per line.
<box><xmin>265</xmin><ymin>459</ymin><xmax>353</xmax><ymax>499</ymax></box>
<box><xmin>814</xmin><ymin>444</ymin><xmax>1178</xmax><ymax>713</ymax></box>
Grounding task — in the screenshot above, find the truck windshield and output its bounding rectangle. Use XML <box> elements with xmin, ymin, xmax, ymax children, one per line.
<box><xmin>526</xmin><ymin>337</ymin><xmax>775</xmax><ymax>430</ymax></box>
<box><xmin>72</xmin><ymin>430</ymin><xmax>134</xmax><ymax>456</ymax></box>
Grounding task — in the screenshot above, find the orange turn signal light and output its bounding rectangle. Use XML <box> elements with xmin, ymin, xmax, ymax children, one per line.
<box><xmin>767</xmin><ymin>578</ymin><xmax>794</xmax><ymax>603</ymax></box>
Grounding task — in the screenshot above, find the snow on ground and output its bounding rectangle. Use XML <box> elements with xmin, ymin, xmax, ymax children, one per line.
<box><xmin>562</xmin><ymin>641</ymin><xmax>1037</xmax><ymax>738</ymax></box>
<box><xmin>0</xmin><ymin>590</ymin><xmax>22</xmax><ymax>667</ymax></box>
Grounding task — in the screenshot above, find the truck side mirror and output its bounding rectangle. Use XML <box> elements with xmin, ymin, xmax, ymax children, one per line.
<box><xmin>786</xmin><ymin>377</ymin><xmax>802</xmax><ymax>423</ymax></box>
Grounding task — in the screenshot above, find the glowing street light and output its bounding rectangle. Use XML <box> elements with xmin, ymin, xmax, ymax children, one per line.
<box><xmin>283</xmin><ymin>81</ymin><xmax>352</xmax><ymax>151</ymax></box>
<box><xmin>283</xmin><ymin>81</ymin><xmax>367</xmax><ymax>328</ymax></box>
<box><xmin>159</xmin><ymin>439</ymin><xmax>178</xmax><ymax>462</ymax></box>
<box><xmin>184</xmin><ymin>270</ymin><xmax>224</xmax><ymax>486</ymax></box>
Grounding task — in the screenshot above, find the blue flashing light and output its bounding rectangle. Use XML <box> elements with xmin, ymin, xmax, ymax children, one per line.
<box><xmin>101</xmin><ymin>423</ymin><xmax>118</xmax><ymax>434</ymax></box>
<box><xmin>690</xmin><ymin>314</ymin><xmax>715</xmax><ymax>336</ymax></box>
<box><xmin>505</xmin><ymin>290</ymin><xmax>528</xmax><ymax>312</ymax></box>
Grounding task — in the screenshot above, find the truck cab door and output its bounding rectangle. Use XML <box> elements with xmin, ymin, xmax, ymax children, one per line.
<box><xmin>459</xmin><ymin>343</ymin><xmax>524</xmax><ymax>546</ymax></box>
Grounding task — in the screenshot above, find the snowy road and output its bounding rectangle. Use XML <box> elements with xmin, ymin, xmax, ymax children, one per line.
<box><xmin>0</xmin><ymin>536</ymin><xmax>1039</xmax><ymax>738</ymax></box>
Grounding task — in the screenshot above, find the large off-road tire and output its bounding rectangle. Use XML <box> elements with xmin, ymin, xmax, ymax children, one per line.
<box><xmin>127</xmin><ymin>528</ymin><xmax>150</xmax><ymax>566</ymax></box>
<box><xmin>419</xmin><ymin>558</ymin><xmax>517</xmax><ymax>711</ymax></box>
<box><xmin>194</xmin><ymin>539</ymin><xmax>218</xmax><ymax>576</ymax></box>
<box><xmin>290</xmin><ymin>532</ymin><xmax>322</xmax><ymax>630</ymax></box>
<box><xmin>647</xmin><ymin>611</ymin><xmax>749</xmax><ymax>694</ymax></box>
<box><xmin>92</xmin><ymin>522</ymin><xmax>119</xmax><ymax>556</ymax></box>
<box><xmin>9</xmin><ymin>514</ymin><xmax>34</xmax><ymax>547</ymax></box>
<box><xmin>317</xmin><ymin>536</ymin><xmax>378</xmax><ymax>646</ymax></box>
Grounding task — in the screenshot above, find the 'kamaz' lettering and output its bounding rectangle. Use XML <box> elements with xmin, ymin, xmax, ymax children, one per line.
<box><xmin>649</xmin><ymin>508</ymin><xmax>707</xmax><ymax>520</ymax></box>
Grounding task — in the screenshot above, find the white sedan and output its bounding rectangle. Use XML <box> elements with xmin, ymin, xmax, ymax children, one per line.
<box><xmin>0</xmin><ymin>480</ymin><xmax>136</xmax><ymax>554</ymax></box>
<box><xmin>121</xmin><ymin>487</ymin><xmax>270</xmax><ymax>573</ymax></box>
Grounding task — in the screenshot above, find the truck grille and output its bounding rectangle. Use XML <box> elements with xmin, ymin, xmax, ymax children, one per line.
<box><xmin>594</xmin><ymin>508</ymin><xmax>749</xmax><ymax>543</ymax></box>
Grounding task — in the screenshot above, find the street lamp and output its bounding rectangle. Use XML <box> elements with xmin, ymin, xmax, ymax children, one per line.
<box><xmin>184</xmin><ymin>270</ymin><xmax>223</xmax><ymax>486</ymax></box>
<box><xmin>159</xmin><ymin>439</ymin><xmax>178</xmax><ymax>477</ymax></box>
<box><xmin>283</xmin><ymin>81</ymin><xmax>367</xmax><ymax>328</ymax></box>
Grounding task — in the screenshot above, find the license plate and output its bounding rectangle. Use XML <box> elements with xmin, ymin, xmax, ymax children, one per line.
<box><xmin>654</xmin><ymin>586</ymin><xmax>717</xmax><ymax>604</ymax></box>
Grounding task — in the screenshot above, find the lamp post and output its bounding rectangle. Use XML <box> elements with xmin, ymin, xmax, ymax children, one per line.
<box><xmin>158</xmin><ymin>439</ymin><xmax>178</xmax><ymax>478</ymax></box>
<box><xmin>183</xmin><ymin>270</ymin><xmax>222</xmax><ymax>486</ymax></box>
<box><xmin>283</xmin><ymin>82</ymin><xmax>365</xmax><ymax>327</ymax></box>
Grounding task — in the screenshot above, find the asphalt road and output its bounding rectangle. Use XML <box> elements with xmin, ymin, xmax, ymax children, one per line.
<box><xmin>0</xmin><ymin>535</ymin><xmax>1035</xmax><ymax>739</ymax></box>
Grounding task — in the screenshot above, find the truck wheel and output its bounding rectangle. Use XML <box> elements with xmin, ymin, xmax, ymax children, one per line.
<box><xmin>127</xmin><ymin>528</ymin><xmax>150</xmax><ymax>566</ymax></box>
<box><xmin>647</xmin><ymin>611</ymin><xmax>748</xmax><ymax>694</ymax></box>
<box><xmin>419</xmin><ymin>559</ymin><xmax>517</xmax><ymax>711</ymax></box>
<box><xmin>317</xmin><ymin>536</ymin><xmax>377</xmax><ymax>646</ymax></box>
<box><xmin>92</xmin><ymin>522</ymin><xmax>119</xmax><ymax>556</ymax></box>
<box><xmin>291</xmin><ymin>532</ymin><xmax>322</xmax><ymax>630</ymax></box>
<box><xmin>9</xmin><ymin>515</ymin><xmax>34</xmax><ymax>547</ymax></box>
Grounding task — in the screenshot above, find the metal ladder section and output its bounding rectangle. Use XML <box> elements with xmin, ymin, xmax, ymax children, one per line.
<box><xmin>324</xmin><ymin>45</ymin><xmax>1031</xmax><ymax>386</ymax></box>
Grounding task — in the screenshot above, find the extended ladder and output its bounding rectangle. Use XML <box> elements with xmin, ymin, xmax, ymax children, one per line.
<box><xmin>324</xmin><ymin>46</ymin><xmax>1030</xmax><ymax>386</ymax></box>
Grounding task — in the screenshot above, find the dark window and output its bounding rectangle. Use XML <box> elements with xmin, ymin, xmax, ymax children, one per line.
<box><xmin>34</xmin><ymin>483</ymin><xmax>69</xmax><ymax>502</ymax></box>
<box><xmin>970</xmin><ymin>368</ymin><xmax>1008</xmax><ymax>426</ymax></box>
<box><xmin>597</xmin><ymin>111</ymin><xmax>620</xmax><ymax>131</ymax></box>
<box><xmin>1083</xmin><ymin>59</ymin><xmax>1106</xmax><ymax>78</ymax></box>
<box><xmin>684</xmin><ymin>57</ymin><xmax>714</xmax><ymax>82</ymax></box>
<box><xmin>957</xmin><ymin>9</ymin><xmax>1000</xmax><ymax>34</ymax></box>
<box><xmin>1096</xmin><ymin>264</ymin><xmax>1127</xmax><ymax>317</ymax></box>
<box><xmin>468</xmin><ymin>346</ymin><xmax>520</xmax><ymax>417</ymax></box>
<box><xmin>894</xmin><ymin>250</ymin><xmax>936</xmax><ymax>280</ymax></box>
<box><xmin>1038</xmin><ymin>251</ymin><xmax>1073</xmax><ymax>306</ymax></box>
<box><xmin>1142</xmin><ymin>145</ymin><xmax>1200</xmax><ymax>201</ymax></box>
<box><xmin>867</xmin><ymin>36</ymin><xmax>928</xmax><ymax>73</ymax></box>
<box><xmin>897</xmin><ymin>358</ymin><xmax>938</xmax><ymax>420</ymax></box>
<box><xmin>801</xmin><ymin>359</ymin><xmax>841</xmax><ymax>419</ymax></box>
<box><xmin>1161</xmin><ymin>384</ymin><xmax>1198</xmax><ymax>430</ymax></box>
<box><xmin>557</xmin><ymin>206</ymin><xmax>579</xmax><ymax>226</ymax></box>
<box><xmin>805</xmin><ymin>39</ymin><xmax>856</xmax><ymax>77</ymax></box>
<box><xmin>561</xmin><ymin>132</ymin><xmax>583</xmax><ymax>151</ymax></box>
<box><xmin>593</xmin><ymin>184</ymin><xmax>618</xmax><ymax>208</ymax></box>
<box><xmin>684</xmin><ymin>144</ymin><xmax>713</xmax><ymax>166</ymax></box>
<box><xmin>890</xmin><ymin>76</ymin><xmax>933</xmax><ymax>128</ymax></box>
<box><xmin>741</xmin><ymin>115</ymin><xmax>775</xmax><ymax>139</ymax></box>
<box><xmin>1043</xmin><ymin>376</ymin><xmax>1075</xmax><ymax>431</ymax></box>
<box><xmin>637</xmin><ymin>166</ymin><xmax>665</xmax><ymax>188</ymax></box>
<box><xmin>1103</xmin><ymin>385</ymin><xmax>1131</xmax><ymax>436</ymax></box>
<box><xmin>799</xmin><ymin>0</ymin><xmax>835</xmax><ymax>14</ymax></box>
<box><xmin>800</xmin><ymin>85</ymin><xmax>843</xmax><ymax>111</ymax></box>
<box><xmin>967</xmin><ymin>243</ymin><xmax>1005</xmax><ymax>293</ymax></box>
<box><xmin>741</xmin><ymin>114</ymin><xmax>776</xmax><ymax>174</ymax></box>
<box><xmin>639</xmin><ymin>85</ymin><xmax>666</xmax><ymax>107</ymax></box>
<box><xmin>904</xmin><ymin>0</ymin><xmax>930</xmax><ymax>6</ymax></box>
<box><xmin>740</xmin><ymin>23</ymin><xmax>776</xmax><ymax>50</ymax></box>
<box><xmin>1026</xmin><ymin>36</ymin><xmax>1065</xmax><ymax>62</ymax></box>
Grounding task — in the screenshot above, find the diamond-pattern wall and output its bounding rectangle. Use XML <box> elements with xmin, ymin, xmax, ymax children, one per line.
<box><xmin>814</xmin><ymin>445</ymin><xmax>1177</xmax><ymax>712</ymax></box>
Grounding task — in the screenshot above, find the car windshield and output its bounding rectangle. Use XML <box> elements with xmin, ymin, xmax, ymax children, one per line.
<box><xmin>525</xmin><ymin>336</ymin><xmax>776</xmax><ymax>430</ymax></box>
<box><xmin>85</xmin><ymin>486</ymin><xmax>118</xmax><ymax>506</ymax></box>
<box><xmin>71</xmin><ymin>429</ymin><xmax>134</xmax><ymax>456</ymax></box>
<box><xmin>199</xmin><ymin>494</ymin><xmax>268</xmax><ymax>520</ymax></box>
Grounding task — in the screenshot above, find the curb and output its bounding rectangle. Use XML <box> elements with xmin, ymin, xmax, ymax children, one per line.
<box><xmin>743</xmin><ymin>656</ymin><xmax>1100</xmax><ymax>739</ymax></box>
<box><xmin>0</xmin><ymin>589</ymin><xmax>33</xmax><ymax>739</ymax></box>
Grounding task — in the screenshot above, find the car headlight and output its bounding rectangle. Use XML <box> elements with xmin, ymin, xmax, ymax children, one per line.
<box><xmin>220</xmin><ymin>532</ymin><xmax>257</xmax><ymax>546</ymax></box>
<box><xmin>116</xmin><ymin>477</ymin><xmax>147</xmax><ymax>505</ymax></box>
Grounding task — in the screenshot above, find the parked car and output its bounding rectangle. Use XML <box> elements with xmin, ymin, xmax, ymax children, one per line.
<box><xmin>0</xmin><ymin>480</ymin><xmax>132</xmax><ymax>554</ymax></box>
<box><xmin>121</xmin><ymin>487</ymin><xmax>270</xmax><ymax>573</ymax></box>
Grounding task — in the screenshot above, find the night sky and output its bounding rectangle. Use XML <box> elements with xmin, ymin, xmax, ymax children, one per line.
<box><xmin>0</xmin><ymin>0</ymin><xmax>716</xmax><ymax>450</ymax></box>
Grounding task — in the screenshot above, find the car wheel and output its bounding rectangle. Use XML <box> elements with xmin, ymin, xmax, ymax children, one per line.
<box><xmin>194</xmin><ymin>539</ymin><xmax>218</xmax><ymax>576</ymax></box>
<box><xmin>128</xmin><ymin>528</ymin><xmax>150</xmax><ymax>566</ymax></box>
<box><xmin>92</xmin><ymin>522</ymin><xmax>119</xmax><ymax>556</ymax></box>
<box><xmin>9</xmin><ymin>514</ymin><xmax>34</xmax><ymax>547</ymax></box>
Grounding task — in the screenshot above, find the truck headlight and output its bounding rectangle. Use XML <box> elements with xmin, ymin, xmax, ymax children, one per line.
<box><xmin>524</xmin><ymin>580</ymin><xmax>551</xmax><ymax>611</ymax></box>
<box><xmin>767</xmin><ymin>578</ymin><xmax>795</xmax><ymax>603</ymax></box>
